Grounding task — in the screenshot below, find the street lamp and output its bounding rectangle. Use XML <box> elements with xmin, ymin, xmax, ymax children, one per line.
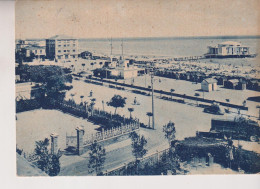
<box><xmin>150</xmin><ymin>67</ymin><xmax>155</xmax><ymax>130</ymax></box>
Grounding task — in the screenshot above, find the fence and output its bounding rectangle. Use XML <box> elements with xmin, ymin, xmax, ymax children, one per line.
<box><xmin>83</xmin><ymin>122</ymin><xmax>140</xmax><ymax>147</ymax></box>
<box><xmin>105</xmin><ymin>148</ymin><xmax>170</xmax><ymax>176</ymax></box>
<box><xmin>55</xmin><ymin>100</ymin><xmax>88</xmax><ymax>118</ymax></box>
<box><xmin>65</xmin><ymin>121</ymin><xmax>140</xmax><ymax>155</ymax></box>
<box><xmin>55</xmin><ymin>100</ymin><xmax>137</xmax><ymax>124</ymax></box>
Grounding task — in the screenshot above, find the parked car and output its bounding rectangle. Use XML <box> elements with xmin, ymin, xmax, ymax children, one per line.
<box><xmin>197</xmin><ymin>117</ymin><xmax>260</xmax><ymax>142</ymax></box>
<box><xmin>210</xmin><ymin>117</ymin><xmax>260</xmax><ymax>142</ymax></box>
<box><xmin>203</xmin><ymin>103</ymin><xmax>224</xmax><ymax>115</ymax></box>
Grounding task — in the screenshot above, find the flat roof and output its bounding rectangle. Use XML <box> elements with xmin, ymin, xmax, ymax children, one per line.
<box><xmin>24</xmin><ymin>46</ymin><xmax>45</xmax><ymax>50</ymax></box>
<box><xmin>48</xmin><ymin>35</ymin><xmax>77</xmax><ymax>40</ymax></box>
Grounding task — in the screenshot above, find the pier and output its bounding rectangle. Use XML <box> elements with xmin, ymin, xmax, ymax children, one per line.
<box><xmin>174</xmin><ymin>56</ymin><xmax>204</xmax><ymax>61</ymax></box>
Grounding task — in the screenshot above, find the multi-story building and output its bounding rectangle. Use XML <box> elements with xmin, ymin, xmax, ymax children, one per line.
<box><xmin>16</xmin><ymin>40</ymin><xmax>29</xmax><ymax>52</ymax></box>
<box><xmin>24</xmin><ymin>46</ymin><xmax>46</xmax><ymax>59</ymax></box>
<box><xmin>46</xmin><ymin>35</ymin><xmax>78</xmax><ymax>62</ymax></box>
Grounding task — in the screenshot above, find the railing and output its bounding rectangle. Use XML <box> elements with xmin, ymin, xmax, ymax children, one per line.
<box><xmin>82</xmin><ymin>122</ymin><xmax>140</xmax><ymax>147</ymax></box>
<box><xmin>105</xmin><ymin>148</ymin><xmax>170</xmax><ymax>176</ymax></box>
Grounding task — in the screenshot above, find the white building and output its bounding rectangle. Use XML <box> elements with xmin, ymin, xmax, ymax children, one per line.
<box><xmin>201</xmin><ymin>78</ymin><xmax>218</xmax><ymax>92</ymax></box>
<box><xmin>110</xmin><ymin>58</ymin><xmax>138</xmax><ymax>79</ymax></box>
<box><xmin>46</xmin><ymin>35</ymin><xmax>78</xmax><ymax>62</ymax></box>
<box><xmin>205</xmin><ymin>41</ymin><xmax>251</xmax><ymax>58</ymax></box>
<box><xmin>24</xmin><ymin>46</ymin><xmax>46</xmax><ymax>59</ymax></box>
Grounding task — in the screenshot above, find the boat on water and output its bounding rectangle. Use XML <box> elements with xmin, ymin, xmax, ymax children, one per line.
<box><xmin>204</xmin><ymin>41</ymin><xmax>257</xmax><ymax>59</ymax></box>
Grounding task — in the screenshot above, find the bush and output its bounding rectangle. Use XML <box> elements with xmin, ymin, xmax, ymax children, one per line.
<box><xmin>175</xmin><ymin>137</ymin><xmax>260</xmax><ymax>173</ymax></box>
<box><xmin>16</xmin><ymin>99</ymin><xmax>41</xmax><ymax>113</ymax></box>
<box><xmin>33</xmin><ymin>138</ymin><xmax>62</xmax><ymax>176</ymax></box>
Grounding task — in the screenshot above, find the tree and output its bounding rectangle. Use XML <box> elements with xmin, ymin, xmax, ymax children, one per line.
<box><xmin>24</xmin><ymin>65</ymin><xmax>73</xmax><ymax>103</ymax></box>
<box><xmin>194</xmin><ymin>93</ymin><xmax>200</xmax><ymax>106</ymax></box>
<box><xmin>91</xmin><ymin>62</ymin><xmax>94</xmax><ymax>70</ymax></box>
<box><xmin>80</xmin><ymin>95</ymin><xmax>84</xmax><ymax>103</ymax></box>
<box><xmin>89</xmin><ymin>98</ymin><xmax>96</xmax><ymax>116</ymax></box>
<box><xmin>88</xmin><ymin>141</ymin><xmax>106</xmax><ymax>175</ymax></box>
<box><xmin>146</xmin><ymin>112</ymin><xmax>153</xmax><ymax>128</ymax></box>
<box><xmin>82</xmin><ymin>63</ymin><xmax>85</xmax><ymax>70</ymax></box>
<box><xmin>163</xmin><ymin>121</ymin><xmax>176</xmax><ymax>146</ymax></box>
<box><xmin>71</xmin><ymin>64</ymin><xmax>74</xmax><ymax>71</ymax></box>
<box><xmin>33</xmin><ymin>138</ymin><xmax>62</xmax><ymax>176</ymax></box>
<box><xmin>170</xmin><ymin>89</ymin><xmax>175</xmax><ymax>100</ymax></box>
<box><xmin>162</xmin><ymin>121</ymin><xmax>180</xmax><ymax>174</ymax></box>
<box><xmin>226</xmin><ymin>99</ymin><xmax>230</xmax><ymax>112</ymax></box>
<box><xmin>148</xmin><ymin>86</ymin><xmax>151</xmax><ymax>95</ymax></box>
<box><xmin>129</xmin><ymin>132</ymin><xmax>147</xmax><ymax>163</ymax></box>
<box><xmin>224</xmin><ymin>137</ymin><xmax>234</xmax><ymax>168</ymax></box>
<box><xmin>128</xmin><ymin>107</ymin><xmax>134</xmax><ymax>118</ymax></box>
<box><xmin>70</xmin><ymin>93</ymin><xmax>75</xmax><ymax>101</ymax></box>
<box><xmin>107</xmin><ymin>95</ymin><xmax>126</xmax><ymax>114</ymax></box>
<box><xmin>115</xmin><ymin>78</ymin><xmax>118</xmax><ymax>88</ymax></box>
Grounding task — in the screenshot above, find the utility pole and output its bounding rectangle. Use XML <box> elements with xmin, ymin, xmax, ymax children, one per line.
<box><xmin>121</xmin><ymin>39</ymin><xmax>124</xmax><ymax>60</ymax></box>
<box><xmin>110</xmin><ymin>37</ymin><xmax>113</xmax><ymax>57</ymax></box>
<box><xmin>150</xmin><ymin>67</ymin><xmax>155</xmax><ymax>130</ymax></box>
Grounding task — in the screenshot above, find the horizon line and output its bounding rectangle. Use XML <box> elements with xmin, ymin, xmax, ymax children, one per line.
<box><xmin>17</xmin><ymin>34</ymin><xmax>260</xmax><ymax>41</ymax></box>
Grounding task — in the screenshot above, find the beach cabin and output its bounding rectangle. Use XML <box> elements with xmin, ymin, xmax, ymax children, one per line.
<box><xmin>201</xmin><ymin>78</ymin><xmax>218</xmax><ymax>92</ymax></box>
<box><xmin>237</xmin><ymin>81</ymin><xmax>247</xmax><ymax>90</ymax></box>
<box><xmin>217</xmin><ymin>76</ymin><xmax>228</xmax><ymax>86</ymax></box>
<box><xmin>224</xmin><ymin>79</ymin><xmax>239</xmax><ymax>89</ymax></box>
<box><xmin>247</xmin><ymin>80</ymin><xmax>260</xmax><ymax>91</ymax></box>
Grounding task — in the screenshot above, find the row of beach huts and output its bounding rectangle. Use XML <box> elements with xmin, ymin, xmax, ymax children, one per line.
<box><xmin>155</xmin><ymin>69</ymin><xmax>260</xmax><ymax>92</ymax></box>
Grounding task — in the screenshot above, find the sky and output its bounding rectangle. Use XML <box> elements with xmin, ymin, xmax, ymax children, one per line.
<box><xmin>15</xmin><ymin>0</ymin><xmax>260</xmax><ymax>39</ymax></box>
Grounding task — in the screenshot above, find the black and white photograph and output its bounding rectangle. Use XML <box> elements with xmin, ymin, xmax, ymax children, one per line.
<box><xmin>12</xmin><ymin>0</ymin><xmax>260</xmax><ymax>178</ymax></box>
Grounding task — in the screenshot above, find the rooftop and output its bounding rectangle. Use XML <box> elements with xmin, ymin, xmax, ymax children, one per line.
<box><xmin>48</xmin><ymin>35</ymin><xmax>77</xmax><ymax>40</ymax></box>
<box><xmin>202</xmin><ymin>78</ymin><xmax>217</xmax><ymax>84</ymax></box>
<box><xmin>208</xmin><ymin>41</ymin><xmax>248</xmax><ymax>48</ymax></box>
<box><xmin>228</xmin><ymin>79</ymin><xmax>240</xmax><ymax>83</ymax></box>
<box><xmin>24</xmin><ymin>45</ymin><xmax>45</xmax><ymax>50</ymax></box>
<box><xmin>219</xmin><ymin>41</ymin><xmax>242</xmax><ymax>46</ymax></box>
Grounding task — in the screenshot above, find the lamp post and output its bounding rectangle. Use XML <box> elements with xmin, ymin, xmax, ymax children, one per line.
<box><xmin>150</xmin><ymin>67</ymin><xmax>155</xmax><ymax>130</ymax></box>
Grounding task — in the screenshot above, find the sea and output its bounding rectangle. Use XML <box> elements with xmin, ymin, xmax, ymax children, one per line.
<box><xmin>79</xmin><ymin>36</ymin><xmax>260</xmax><ymax>66</ymax></box>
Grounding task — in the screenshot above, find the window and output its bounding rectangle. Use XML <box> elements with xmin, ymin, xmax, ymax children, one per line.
<box><xmin>40</xmin><ymin>50</ymin><xmax>42</xmax><ymax>53</ymax></box>
<box><xmin>64</xmin><ymin>45</ymin><xmax>66</xmax><ymax>47</ymax></box>
<box><xmin>58</xmin><ymin>45</ymin><xmax>61</xmax><ymax>47</ymax></box>
<box><xmin>67</xmin><ymin>50</ymin><xmax>70</xmax><ymax>52</ymax></box>
<box><xmin>64</xmin><ymin>50</ymin><xmax>66</xmax><ymax>52</ymax></box>
<box><xmin>73</xmin><ymin>44</ymin><xmax>76</xmax><ymax>47</ymax></box>
<box><xmin>58</xmin><ymin>50</ymin><xmax>61</xmax><ymax>53</ymax></box>
<box><xmin>73</xmin><ymin>50</ymin><xmax>75</xmax><ymax>52</ymax></box>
